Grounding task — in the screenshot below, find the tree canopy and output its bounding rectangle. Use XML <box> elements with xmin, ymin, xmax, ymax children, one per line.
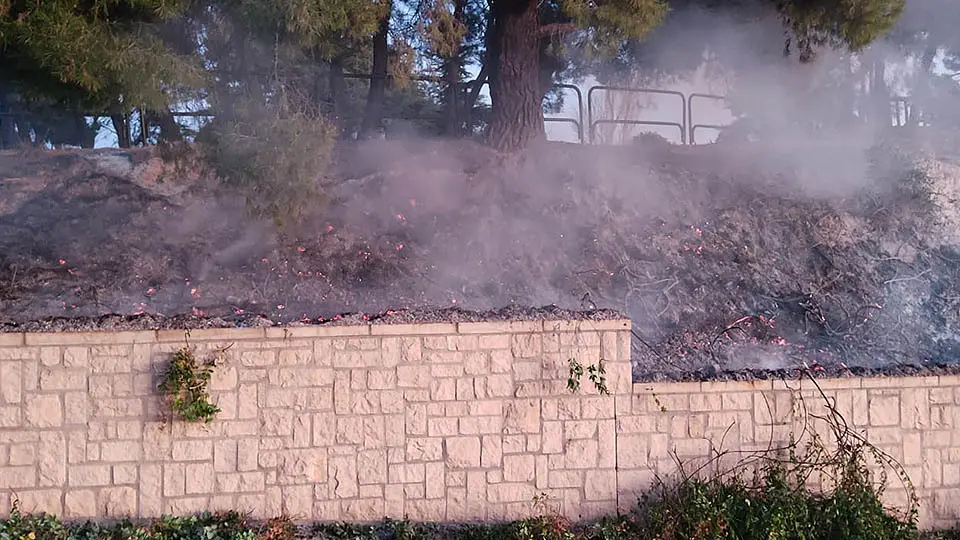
<box><xmin>0</xmin><ymin>0</ymin><xmax>920</xmax><ymax>152</ymax></box>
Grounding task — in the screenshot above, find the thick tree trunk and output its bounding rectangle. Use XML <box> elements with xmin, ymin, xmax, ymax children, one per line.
<box><xmin>360</xmin><ymin>10</ymin><xmax>390</xmax><ymax>139</ymax></box>
<box><xmin>487</xmin><ymin>0</ymin><xmax>544</xmax><ymax>151</ymax></box>
<box><xmin>0</xmin><ymin>99</ymin><xmax>15</xmax><ymax>149</ymax></box>
<box><xmin>443</xmin><ymin>0</ymin><xmax>466</xmax><ymax>136</ymax></box>
<box><xmin>328</xmin><ymin>55</ymin><xmax>348</xmax><ymax>129</ymax></box>
<box><xmin>153</xmin><ymin>109</ymin><xmax>182</xmax><ymax>143</ymax></box>
<box><xmin>76</xmin><ymin>115</ymin><xmax>95</xmax><ymax>149</ymax></box>
<box><xmin>111</xmin><ymin>114</ymin><xmax>131</xmax><ymax>148</ymax></box>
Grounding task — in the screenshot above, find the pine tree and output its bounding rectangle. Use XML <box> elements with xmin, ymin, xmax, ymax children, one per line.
<box><xmin>0</xmin><ymin>0</ymin><xmax>201</xmax><ymax>146</ymax></box>
<box><xmin>482</xmin><ymin>0</ymin><xmax>905</xmax><ymax>151</ymax></box>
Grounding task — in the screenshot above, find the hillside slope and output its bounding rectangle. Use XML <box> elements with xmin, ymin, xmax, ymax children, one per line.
<box><xmin>1</xmin><ymin>133</ymin><xmax>959</xmax><ymax>379</ymax></box>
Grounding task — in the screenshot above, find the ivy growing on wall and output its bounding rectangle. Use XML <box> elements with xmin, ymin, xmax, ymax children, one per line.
<box><xmin>567</xmin><ymin>358</ymin><xmax>609</xmax><ymax>395</ymax></box>
<box><xmin>158</xmin><ymin>346</ymin><xmax>221</xmax><ymax>423</ymax></box>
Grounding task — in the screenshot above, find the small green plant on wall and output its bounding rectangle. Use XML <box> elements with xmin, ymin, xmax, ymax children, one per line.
<box><xmin>567</xmin><ymin>358</ymin><xmax>609</xmax><ymax>395</ymax></box>
<box><xmin>158</xmin><ymin>346</ymin><xmax>221</xmax><ymax>423</ymax></box>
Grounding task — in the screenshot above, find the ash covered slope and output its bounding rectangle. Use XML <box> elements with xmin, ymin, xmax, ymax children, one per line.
<box><xmin>1</xmin><ymin>135</ymin><xmax>959</xmax><ymax>378</ymax></box>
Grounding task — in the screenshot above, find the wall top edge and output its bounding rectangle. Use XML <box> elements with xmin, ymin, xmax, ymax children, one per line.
<box><xmin>0</xmin><ymin>318</ymin><xmax>632</xmax><ymax>346</ymax></box>
<box><xmin>633</xmin><ymin>373</ymin><xmax>960</xmax><ymax>393</ymax></box>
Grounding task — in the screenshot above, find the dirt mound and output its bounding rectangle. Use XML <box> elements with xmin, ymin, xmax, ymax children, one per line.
<box><xmin>0</xmin><ymin>135</ymin><xmax>958</xmax><ymax>380</ymax></box>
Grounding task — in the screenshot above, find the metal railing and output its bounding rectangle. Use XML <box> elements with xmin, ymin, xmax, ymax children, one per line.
<box><xmin>545</xmin><ymin>84</ymin><xmax>585</xmax><ymax>144</ymax></box>
<box><xmin>687</xmin><ymin>93</ymin><xmax>728</xmax><ymax>144</ymax></box>
<box><xmin>587</xmin><ymin>86</ymin><xmax>687</xmax><ymax>144</ymax></box>
<box><xmin>2</xmin><ymin>78</ymin><xmax>927</xmax><ymax>150</ymax></box>
<box><xmin>890</xmin><ymin>98</ymin><xmax>912</xmax><ymax>127</ymax></box>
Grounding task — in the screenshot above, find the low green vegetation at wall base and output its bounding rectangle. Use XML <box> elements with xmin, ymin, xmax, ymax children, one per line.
<box><xmin>1</xmin><ymin>464</ymin><xmax>957</xmax><ymax>540</ymax></box>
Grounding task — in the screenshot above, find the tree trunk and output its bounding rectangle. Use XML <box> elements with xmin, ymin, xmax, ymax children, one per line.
<box><xmin>328</xmin><ymin>55</ymin><xmax>348</xmax><ymax>131</ymax></box>
<box><xmin>112</xmin><ymin>114</ymin><xmax>131</xmax><ymax>148</ymax></box>
<box><xmin>360</xmin><ymin>9</ymin><xmax>391</xmax><ymax>139</ymax></box>
<box><xmin>870</xmin><ymin>59</ymin><xmax>887</xmax><ymax>124</ymax></box>
<box><xmin>443</xmin><ymin>0</ymin><xmax>466</xmax><ymax>136</ymax></box>
<box><xmin>77</xmin><ymin>115</ymin><xmax>95</xmax><ymax>149</ymax></box>
<box><xmin>487</xmin><ymin>0</ymin><xmax>544</xmax><ymax>151</ymax></box>
<box><xmin>153</xmin><ymin>109</ymin><xmax>183</xmax><ymax>143</ymax></box>
<box><xmin>0</xmin><ymin>102</ymin><xmax>15</xmax><ymax>149</ymax></box>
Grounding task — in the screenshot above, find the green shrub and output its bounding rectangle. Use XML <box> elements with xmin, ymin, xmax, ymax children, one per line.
<box><xmin>199</xmin><ymin>94</ymin><xmax>336</xmax><ymax>226</ymax></box>
<box><xmin>0</xmin><ymin>501</ymin><xmax>68</xmax><ymax>540</ymax></box>
<box><xmin>149</xmin><ymin>512</ymin><xmax>256</xmax><ymax>540</ymax></box>
<box><xmin>640</xmin><ymin>379</ymin><xmax>919</xmax><ymax>540</ymax></box>
<box><xmin>157</xmin><ymin>347</ymin><xmax>220</xmax><ymax>424</ymax></box>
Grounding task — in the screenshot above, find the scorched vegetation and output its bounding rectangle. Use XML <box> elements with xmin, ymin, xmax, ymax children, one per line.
<box><xmin>1</xmin><ymin>131</ymin><xmax>960</xmax><ymax>380</ymax></box>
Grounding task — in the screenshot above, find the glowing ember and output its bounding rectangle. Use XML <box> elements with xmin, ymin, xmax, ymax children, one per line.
<box><xmin>192</xmin><ymin>307</ymin><xmax>204</xmax><ymax>317</ymax></box>
<box><xmin>297</xmin><ymin>246</ymin><xmax>306</xmax><ymax>253</ymax></box>
<box><xmin>190</xmin><ymin>288</ymin><xmax>201</xmax><ymax>298</ymax></box>
<box><xmin>277</xmin><ymin>304</ymin><xmax>285</xmax><ymax>310</ymax></box>
<box><xmin>396</xmin><ymin>213</ymin><xmax>406</xmax><ymax>223</ymax></box>
<box><xmin>58</xmin><ymin>259</ymin><xmax>67</xmax><ymax>265</ymax></box>
<box><xmin>409</xmin><ymin>199</ymin><xmax>417</xmax><ymax>206</ymax></box>
<box><xmin>145</xmin><ymin>287</ymin><xmax>156</xmax><ymax>296</ymax></box>
<box><xmin>396</xmin><ymin>243</ymin><xmax>404</xmax><ymax>251</ymax></box>
<box><xmin>326</xmin><ymin>225</ymin><xmax>334</xmax><ymax>232</ymax></box>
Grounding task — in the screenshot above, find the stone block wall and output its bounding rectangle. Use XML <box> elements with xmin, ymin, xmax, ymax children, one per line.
<box><xmin>0</xmin><ymin>320</ymin><xmax>632</xmax><ymax>522</ymax></box>
<box><xmin>1</xmin><ymin>320</ymin><xmax>960</xmax><ymax>529</ymax></box>
<box><xmin>620</xmin><ymin>376</ymin><xmax>960</xmax><ymax>529</ymax></box>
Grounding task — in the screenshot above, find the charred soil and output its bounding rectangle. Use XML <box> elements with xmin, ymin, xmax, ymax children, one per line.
<box><xmin>1</xmin><ymin>134</ymin><xmax>959</xmax><ymax>380</ymax></box>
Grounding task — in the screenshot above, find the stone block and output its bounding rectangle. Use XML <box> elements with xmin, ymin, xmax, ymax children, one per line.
<box><xmin>504</xmin><ymin>399</ymin><xmax>541</xmax><ymax>434</ymax></box>
<box><xmin>398</xmin><ymin>365</ymin><xmax>430</xmax><ymax>388</ymax></box>
<box><xmin>0</xmin><ymin>466</ymin><xmax>35</xmax><ymax>488</ymax></box>
<box><xmin>407</xmin><ymin>438</ymin><xmax>443</xmax><ymax>462</ymax></box>
<box><xmin>113</xmin><ymin>464</ymin><xmax>137</xmax><ymax>484</ymax></box>
<box><xmin>459</xmin><ymin>416</ymin><xmax>502</xmax><ymax>435</ymax></box>
<box><xmin>721</xmin><ymin>392</ymin><xmax>753</xmax><ymax>410</ymax></box>
<box><xmin>91</xmin><ymin>397</ymin><xmax>143</xmax><ymax>418</ymax></box>
<box><xmin>565</xmin><ymin>420</ymin><xmax>597</xmax><ymax>439</ymax></box>
<box><xmin>17</xmin><ymin>489</ymin><xmax>63</xmax><ymax>516</ymax></box>
<box><xmin>329</xmin><ymin>456</ymin><xmax>358</xmax><ymax>499</ymax></box>
<box><xmin>358</xmin><ymin>449</ymin><xmax>387</xmax><ymax>485</ymax></box>
<box><xmin>69</xmin><ymin>465</ymin><xmax>111</xmax><ymax>487</ymax></box>
<box><xmin>584</xmin><ymin>470</ymin><xmax>617</xmax><ymax>501</ymax></box>
<box><xmin>139</xmin><ymin>464</ymin><xmax>163</xmax><ymax>516</ymax></box>
<box><xmin>690</xmin><ymin>393</ymin><xmax>722</xmax><ymax>412</ymax></box>
<box><xmin>101</xmin><ymin>440</ymin><xmax>141</xmax><ymax>462</ymax></box>
<box><xmin>511</xmin><ymin>334</ymin><xmax>542</xmax><ymax>358</ymax></box>
<box><xmin>503</xmin><ymin>455</ymin><xmax>535</xmax><ymax>482</ymax></box>
<box><xmin>25</xmin><ymin>395</ymin><xmax>62</xmax><ymax>427</ymax></box>
<box><xmin>0</xmin><ymin>362</ymin><xmax>22</xmax><ymax>403</ymax></box>
<box><xmin>186</xmin><ymin>463</ymin><xmax>216</xmax><ymax>494</ymax></box>
<box><xmin>445</xmin><ymin>437</ymin><xmax>481</xmax><ymax>468</ymax></box>
<box><xmin>481</xmin><ymin>436</ymin><xmax>502</xmax><ymax>467</ymax></box>
<box><xmin>488</xmin><ymin>483</ymin><xmax>536</xmax><ymax>504</ymax></box>
<box><xmin>565</xmin><ymin>439</ymin><xmax>599</xmax><ymax>469</ymax></box>
<box><xmin>65</xmin><ymin>489</ymin><xmax>98</xmax><ymax>518</ymax></box>
<box><xmin>282</xmin><ymin>485</ymin><xmax>314</xmax><ymax>519</ymax></box>
<box><xmin>869</xmin><ymin>395</ymin><xmax>901</xmax><ymax>426</ymax></box>
<box><xmin>426</xmin><ymin>462</ymin><xmax>445</xmax><ymax>499</ymax></box>
<box><xmin>172</xmin><ymin>440</ymin><xmax>212</xmax><ymax>461</ymax></box>
<box><xmin>9</xmin><ymin>444</ymin><xmax>36</xmax><ymax>465</ymax></box>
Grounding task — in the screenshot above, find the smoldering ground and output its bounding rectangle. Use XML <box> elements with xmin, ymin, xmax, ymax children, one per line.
<box><xmin>2</xmin><ymin>4</ymin><xmax>960</xmax><ymax>381</ymax></box>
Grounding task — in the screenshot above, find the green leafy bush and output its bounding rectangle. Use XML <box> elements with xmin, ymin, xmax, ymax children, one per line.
<box><xmin>158</xmin><ymin>347</ymin><xmax>220</xmax><ymax>423</ymax></box>
<box><xmin>200</xmin><ymin>94</ymin><xmax>336</xmax><ymax>226</ymax></box>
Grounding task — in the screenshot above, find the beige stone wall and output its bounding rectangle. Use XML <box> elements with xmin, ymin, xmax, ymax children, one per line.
<box><xmin>1</xmin><ymin>320</ymin><xmax>959</xmax><ymax>529</ymax></box>
<box><xmin>0</xmin><ymin>320</ymin><xmax>632</xmax><ymax>522</ymax></box>
<box><xmin>621</xmin><ymin>377</ymin><xmax>960</xmax><ymax>529</ymax></box>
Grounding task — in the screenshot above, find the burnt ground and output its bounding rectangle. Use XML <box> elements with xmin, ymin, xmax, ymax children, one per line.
<box><xmin>1</xmin><ymin>132</ymin><xmax>960</xmax><ymax>381</ymax></box>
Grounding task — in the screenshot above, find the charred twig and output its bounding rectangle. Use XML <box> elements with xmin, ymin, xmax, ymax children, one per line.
<box><xmin>631</xmin><ymin>328</ymin><xmax>665</xmax><ymax>362</ymax></box>
<box><xmin>883</xmin><ymin>269</ymin><xmax>931</xmax><ymax>285</ymax></box>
